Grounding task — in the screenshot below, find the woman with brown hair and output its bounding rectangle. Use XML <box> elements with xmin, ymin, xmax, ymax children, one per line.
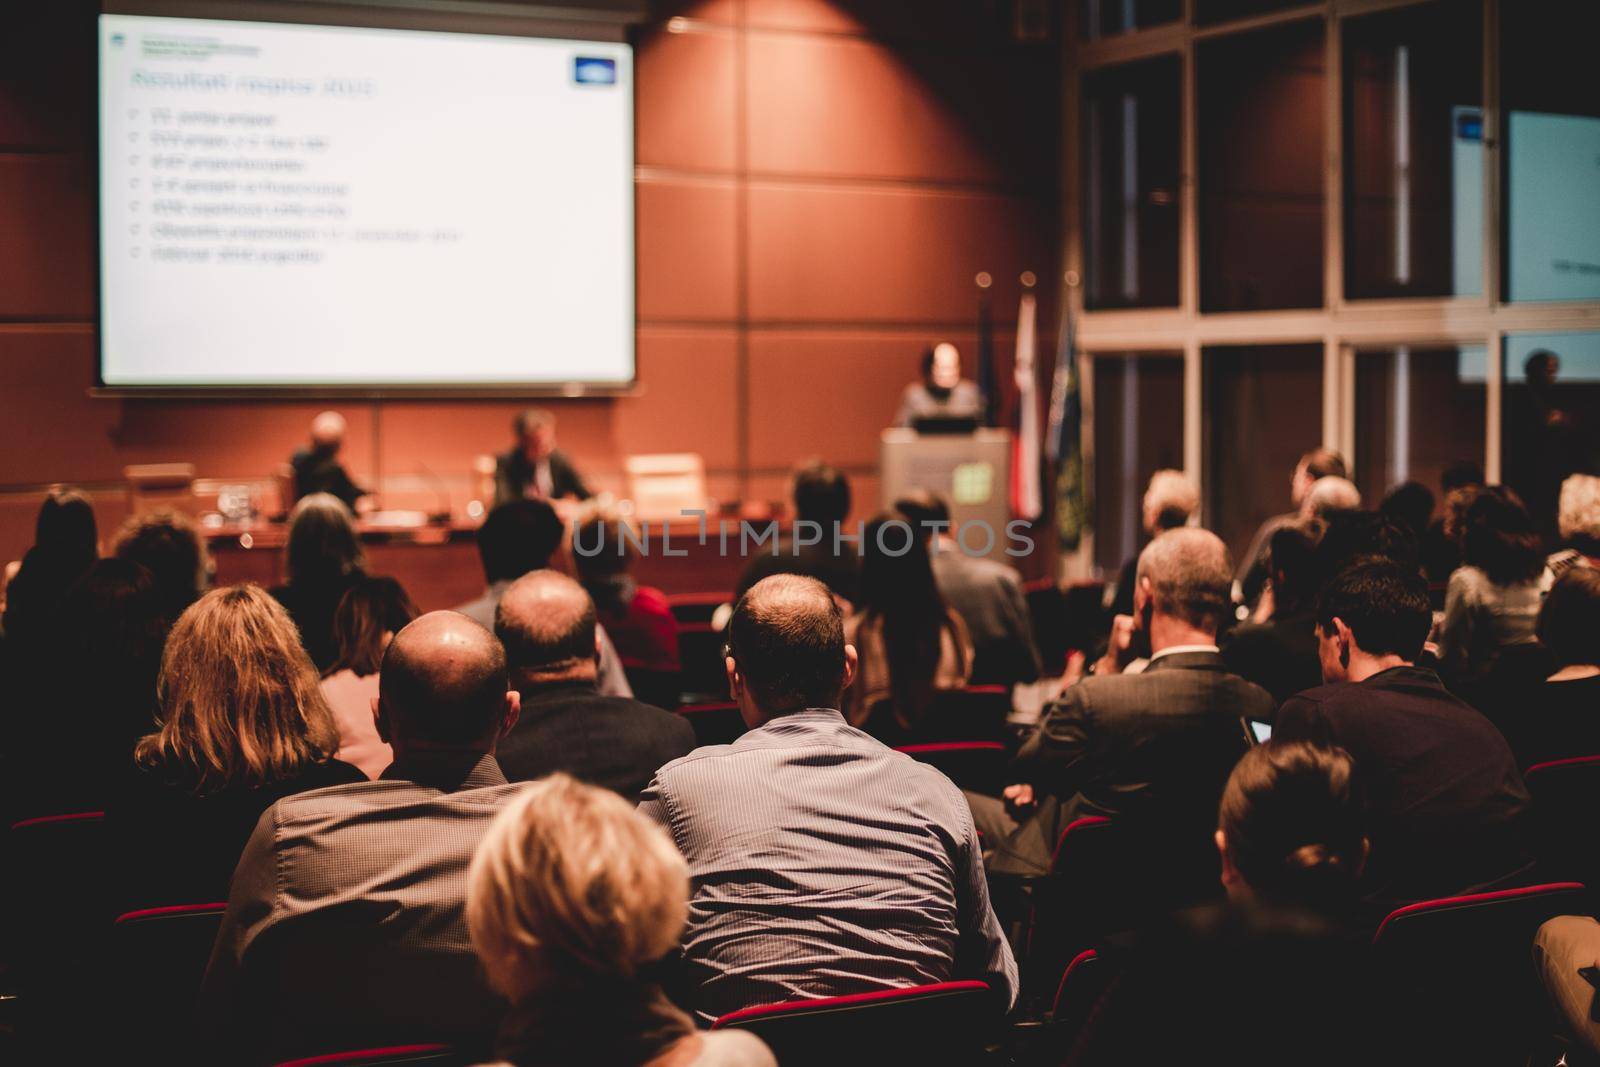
<box><xmin>319</xmin><ymin>575</ymin><xmax>418</xmax><ymax>778</ymax></box>
<box><xmin>1437</xmin><ymin>484</ymin><xmax>1548</xmax><ymax>685</ymax></box>
<box><xmin>110</xmin><ymin>584</ymin><xmax>364</xmax><ymax>909</ymax></box>
<box><xmin>271</xmin><ymin>492</ymin><xmax>367</xmax><ymax>673</ymax></box>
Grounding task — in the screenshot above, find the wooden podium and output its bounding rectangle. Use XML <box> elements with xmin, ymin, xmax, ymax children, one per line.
<box><xmin>879</xmin><ymin>428</ymin><xmax>1013</xmax><ymax>561</ymax></box>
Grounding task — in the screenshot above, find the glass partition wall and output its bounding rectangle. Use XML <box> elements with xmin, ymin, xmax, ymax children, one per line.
<box><xmin>1068</xmin><ymin>0</ymin><xmax>1600</xmax><ymax>573</ymax></box>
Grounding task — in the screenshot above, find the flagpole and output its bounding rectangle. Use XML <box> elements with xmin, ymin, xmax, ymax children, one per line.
<box><xmin>974</xmin><ymin>271</ymin><xmax>995</xmax><ymax>428</ymax></box>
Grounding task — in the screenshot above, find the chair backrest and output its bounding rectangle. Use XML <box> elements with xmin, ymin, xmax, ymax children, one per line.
<box><xmin>712</xmin><ymin>981</ymin><xmax>996</xmax><ymax>1064</ymax></box>
<box><xmin>922</xmin><ymin>685</ymin><xmax>1013</xmax><ymax>742</ymax></box>
<box><xmin>623</xmin><ymin>665</ymin><xmax>682</xmax><ymax>712</ymax></box>
<box><xmin>675</xmin><ymin>622</ymin><xmax>729</xmax><ymax>702</ymax></box>
<box><xmin>666</xmin><ymin>591</ymin><xmax>732</xmax><ymax>626</ymax></box>
<box><xmin>272</xmin><ymin>1044</ymin><xmax>460</xmax><ymax>1067</ymax></box>
<box><xmin>107</xmin><ymin>903</ymin><xmax>229</xmax><ymax>1057</ymax></box>
<box><xmin>1524</xmin><ymin>756</ymin><xmax>1600</xmax><ymax>882</ymax></box>
<box><xmin>677</xmin><ymin>701</ymin><xmax>746</xmax><ymax>747</ymax></box>
<box><xmin>895</xmin><ymin>741</ymin><xmax>1007</xmax><ymax>795</ymax></box>
<box><xmin>1371</xmin><ymin>881</ymin><xmax>1589</xmax><ymax>1060</ymax></box>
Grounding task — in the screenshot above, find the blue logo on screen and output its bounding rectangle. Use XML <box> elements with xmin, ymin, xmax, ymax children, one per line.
<box><xmin>573</xmin><ymin>56</ymin><xmax>617</xmax><ymax>86</ymax></box>
<box><xmin>110</xmin><ymin>33</ymin><xmax>126</xmax><ymax>48</ymax></box>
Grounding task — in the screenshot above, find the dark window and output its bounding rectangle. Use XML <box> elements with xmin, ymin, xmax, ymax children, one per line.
<box><xmin>1082</xmin><ymin>0</ymin><xmax>1182</xmax><ymax>40</ymax></box>
<box><xmin>1091</xmin><ymin>353</ymin><xmax>1185</xmax><ymax>576</ymax></box>
<box><xmin>1353</xmin><ymin>346</ymin><xmax>1487</xmax><ymax>501</ymax></box>
<box><xmin>1082</xmin><ymin>57</ymin><xmax>1182</xmax><ymax>310</ymax></box>
<box><xmin>1203</xmin><ymin>344</ymin><xmax>1323</xmax><ymax>562</ymax></box>
<box><xmin>1343</xmin><ymin>2</ymin><xmax>1483</xmax><ymax>300</ymax></box>
<box><xmin>1198</xmin><ymin>20</ymin><xmax>1325</xmax><ymax>311</ymax></box>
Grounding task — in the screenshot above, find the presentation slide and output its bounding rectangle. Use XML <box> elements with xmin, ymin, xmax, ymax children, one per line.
<box><xmin>1507</xmin><ymin>110</ymin><xmax>1600</xmax><ymax>304</ymax></box>
<box><xmin>98</xmin><ymin>14</ymin><xmax>634</xmax><ymax>388</ymax></box>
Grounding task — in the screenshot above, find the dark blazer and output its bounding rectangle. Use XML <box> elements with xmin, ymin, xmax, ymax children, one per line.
<box><xmin>496</xmin><ymin>680</ymin><xmax>695</xmax><ymax>800</ymax></box>
<box><xmin>1275</xmin><ymin>665</ymin><xmax>1533</xmax><ymax>902</ymax></box>
<box><xmin>736</xmin><ymin>533</ymin><xmax>861</xmax><ymax>604</ymax></box>
<box><xmin>1014</xmin><ymin>650</ymin><xmax>1270</xmax><ymax>830</ymax></box>
<box><xmin>493</xmin><ymin>448</ymin><xmax>591</xmax><ymax>505</ymax></box>
<box><xmin>108</xmin><ymin>756</ymin><xmax>366</xmax><ymax>913</ymax></box>
<box><xmin>1219</xmin><ymin>610</ymin><xmax>1324</xmax><ymax>708</ymax></box>
<box><xmin>931</xmin><ymin>550</ymin><xmax>1041</xmax><ymax>686</ymax></box>
<box><xmin>290</xmin><ymin>449</ymin><xmax>366</xmax><ymax>512</ymax></box>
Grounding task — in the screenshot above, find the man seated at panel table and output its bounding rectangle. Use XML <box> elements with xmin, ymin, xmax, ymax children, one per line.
<box><xmin>290</xmin><ymin>410</ymin><xmax>373</xmax><ymax>514</ymax></box>
<box><xmin>493</xmin><ymin>408</ymin><xmax>591</xmax><ymax>507</ymax></box>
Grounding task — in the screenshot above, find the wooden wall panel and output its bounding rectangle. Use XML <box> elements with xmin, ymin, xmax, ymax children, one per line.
<box><xmin>636</xmin><ymin>24</ymin><xmax>737</xmax><ymax>172</ymax></box>
<box><xmin>621</xmin><ymin>329</ymin><xmax>741</xmax><ymax>468</ymax></box>
<box><xmin>0</xmin><ymin>328</ymin><xmax>118</xmax><ymax>485</ymax></box>
<box><xmin>0</xmin><ymin>157</ymin><xmax>95</xmax><ymax>319</ymax></box>
<box><xmin>637</xmin><ymin>177</ymin><xmax>740</xmax><ymax>322</ymax></box>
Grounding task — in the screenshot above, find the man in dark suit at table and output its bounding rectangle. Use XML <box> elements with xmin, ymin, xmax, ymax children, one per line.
<box><xmin>494</xmin><ymin>569</ymin><xmax>694</xmax><ymax>801</ymax></box>
<box><xmin>290</xmin><ymin>410</ymin><xmax>371</xmax><ymax>513</ymax></box>
<box><xmin>493</xmin><ymin>408</ymin><xmax>591</xmax><ymax>506</ymax></box>
<box><xmin>1274</xmin><ymin>557</ymin><xmax>1533</xmax><ymax>902</ymax></box>
<box><xmin>969</xmin><ymin>527</ymin><xmax>1271</xmax><ymax>877</ymax></box>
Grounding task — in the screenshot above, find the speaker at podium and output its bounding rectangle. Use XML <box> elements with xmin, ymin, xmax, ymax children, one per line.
<box><xmin>879</xmin><ymin>426</ymin><xmax>1013</xmax><ymax>561</ymax></box>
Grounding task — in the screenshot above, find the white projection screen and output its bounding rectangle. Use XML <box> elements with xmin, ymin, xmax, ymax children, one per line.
<box><xmin>97</xmin><ymin>11</ymin><xmax>634</xmax><ymax>389</ymax></box>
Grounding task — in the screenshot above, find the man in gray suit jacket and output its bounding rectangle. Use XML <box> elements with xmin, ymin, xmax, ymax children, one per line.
<box><xmin>971</xmin><ymin>528</ymin><xmax>1272</xmax><ymax>877</ymax></box>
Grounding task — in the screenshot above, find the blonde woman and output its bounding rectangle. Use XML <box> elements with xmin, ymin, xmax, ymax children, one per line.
<box><xmin>467</xmin><ymin>775</ymin><xmax>774</xmax><ymax>1067</ymax></box>
<box><xmin>110</xmin><ymin>584</ymin><xmax>364</xmax><ymax>909</ymax></box>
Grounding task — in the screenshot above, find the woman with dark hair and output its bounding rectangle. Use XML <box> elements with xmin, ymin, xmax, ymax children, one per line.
<box><xmin>271</xmin><ymin>492</ymin><xmax>367</xmax><ymax>672</ymax></box>
<box><xmin>111</xmin><ymin>584</ymin><xmax>364</xmax><ymax>909</ymax></box>
<box><xmin>1509</xmin><ymin>568</ymin><xmax>1600</xmax><ymax>767</ymax></box>
<box><xmin>1064</xmin><ymin>741</ymin><xmax>1378</xmax><ymax>1065</ymax></box>
<box><xmin>1437</xmin><ymin>485</ymin><xmax>1547</xmax><ymax>685</ymax></box>
<box><xmin>319</xmin><ymin>575</ymin><xmax>417</xmax><ymax>777</ymax></box>
<box><xmin>843</xmin><ymin>513</ymin><xmax>971</xmax><ymax>742</ymax></box>
<box><xmin>2</xmin><ymin>486</ymin><xmax>98</xmax><ymax>648</ymax></box>
<box><xmin>9</xmin><ymin>558</ymin><xmax>172</xmax><ymax>818</ymax></box>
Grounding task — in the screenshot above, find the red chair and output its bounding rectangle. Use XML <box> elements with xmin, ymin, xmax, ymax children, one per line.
<box><xmin>1372</xmin><ymin>881</ymin><xmax>1589</xmax><ymax>1062</ymax></box>
<box><xmin>711</xmin><ymin>981</ymin><xmax>998</xmax><ymax>1064</ymax></box>
<box><xmin>106</xmin><ymin>903</ymin><xmax>228</xmax><ymax>1057</ymax></box>
<box><xmin>677</xmin><ymin>701</ymin><xmax>746</xmax><ymax>747</ymax></box>
<box><xmin>272</xmin><ymin>1045</ymin><xmax>460</xmax><ymax>1067</ymax></box>
<box><xmin>895</xmin><ymin>741</ymin><xmax>1007</xmax><ymax>795</ymax></box>
<box><xmin>1524</xmin><ymin>755</ymin><xmax>1600</xmax><ymax>883</ymax></box>
<box><xmin>1026</xmin><ymin>815</ymin><xmax>1221</xmax><ymax>996</ymax></box>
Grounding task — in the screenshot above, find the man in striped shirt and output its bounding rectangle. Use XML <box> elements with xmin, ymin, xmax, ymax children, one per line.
<box><xmin>639</xmin><ymin>574</ymin><xmax>1018</xmax><ymax>1024</ymax></box>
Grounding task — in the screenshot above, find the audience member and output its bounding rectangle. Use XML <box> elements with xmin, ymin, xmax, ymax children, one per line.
<box><xmin>199</xmin><ymin>611</ymin><xmax>526</xmax><ymax>1062</ymax></box>
<box><xmin>455</xmin><ymin>498</ymin><xmax>634</xmax><ymax>697</ymax></box>
<box><xmin>320</xmin><ymin>575</ymin><xmax>418</xmax><ymax>778</ymax></box>
<box><xmin>467</xmin><ymin>775</ymin><xmax>776</xmax><ymax>1067</ymax></box>
<box><xmin>1504</xmin><ymin>568</ymin><xmax>1600</xmax><ymax>768</ymax></box>
<box><xmin>1379</xmin><ymin>481</ymin><xmax>1435</xmax><ymax>546</ymax></box>
<box><xmin>494</xmin><ymin>571</ymin><xmax>693</xmax><ymax>799</ymax></box>
<box><xmin>639</xmin><ymin>574</ymin><xmax>1016</xmax><ymax>1022</ymax></box>
<box><xmin>1236</xmin><ymin>448</ymin><xmax>1347</xmax><ymax>602</ymax></box>
<box><xmin>972</xmin><ymin>528</ymin><xmax>1271</xmax><ymax>878</ymax></box>
<box><xmin>843</xmin><ymin>513</ymin><xmax>973</xmax><ymax>741</ymax></box>
<box><xmin>1106</xmin><ymin>468</ymin><xmax>1198</xmax><ymax>619</ymax></box>
<box><xmin>1300</xmin><ymin>476</ymin><xmax>1362</xmax><ymax>521</ymax></box>
<box><xmin>272</xmin><ymin>492</ymin><xmax>368</xmax><ymax>673</ymax></box>
<box><xmin>1275</xmin><ymin>558</ymin><xmax>1532</xmax><ymax>901</ymax></box>
<box><xmin>113</xmin><ymin>509</ymin><xmax>211</xmax><ymax>620</ymax></box>
<box><xmin>1</xmin><ymin>486</ymin><xmax>97</xmax><ymax>651</ymax></box>
<box><xmin>1437</xmin><ymin>484</ymin><xmax>1546</xmax><ymax>685</ymax></box>
<box><xmin>1221</xmin><ymin>523</ymin><xmax>1324</xmax><ymax>705</ymax></box>
<box><xmin>494</xmin><ymin>408</ymin><xmax>591</xmax><ymax>505</ymax></box>
<box><xmin>290</xmin><ymin>410</ymin><xmax>369</xmax><ymax>513</ymax></box>
<box><xmin>9</xmin><ymin>558</ymin><xmax>170</xmax><ymax>818</ymax></box>
<box><xmin>1070</xmin><ymin>741</ymin><xmax>1379</xmax><ymax>1066</ymax></box>
<box><xmin>736</xmin><ymin>460</ymin><xmax>860</xmax><ymax>603</ymax></box>
<box><xmin>1547</xmin><ymin>472</ymin><xmax>1600</xmax><ymax>580</ymax></box>
<box><xmin>573</xmin><ymin>515</ymin><xmax>680</xmax><ymax>675</ymax></box>
<box><xmin>111</xmin><ymin>585</ymin><xmax>363</xmax><ymax>910</ymax></box>
<box><xmin>1536</xmin><ymin>914</ymin><xmax>1600</xmax><ymax>1062</ymax></box>
<box><xmin>1421</xmin><ymin>461</ymin><xmax>1484</xmax><ymax>582</ymax></box>
<box><xmin>896</xmin><ymin>490</ymin><xmax>1041</xmax><ymax>686</ymax></box>
<box><xmin>1314</xmin><ymin>509</ymin><xmax>1420</xmax><ymax>583</ymax></box>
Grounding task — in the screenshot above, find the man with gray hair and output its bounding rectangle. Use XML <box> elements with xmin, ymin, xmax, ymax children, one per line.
<box><xmin>972</xmin><ymin>527</ymin><xmax>1274</xmax><ymax>877</ymax></box>
<box><xmin>1108</xmin><ymin>468</ymin><xmax>1200</xmax><ymax>618</ymax></box>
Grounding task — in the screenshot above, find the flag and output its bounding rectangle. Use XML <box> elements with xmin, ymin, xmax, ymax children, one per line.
<box><xmin>1048</xmin><ymin>281</ymin><xmax>1087</xmax><ymax>550</ymax></box>
<box><xmin>1010</xmin><ymin>287</ymin><xmax>1042</xmax><ymax>521</ymax></box>
<box><xmin>975</xmin><ymin>279</ymin><xmax>997</xmax><ymax>427</ymax></box>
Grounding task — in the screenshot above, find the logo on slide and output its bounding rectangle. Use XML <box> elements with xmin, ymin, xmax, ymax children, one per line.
<box><xmin>572</xmin><ymin>56</ymin><xmax>617</xmax><ymax>86</ymax></box>
<box><xmin>110</xmin><ymin>33</ymin><xmax>126</xmax><ymax>49</ymax></box>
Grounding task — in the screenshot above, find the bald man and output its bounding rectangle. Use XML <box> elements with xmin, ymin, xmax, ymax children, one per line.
<box><xmin>200</xmin><ymin>612</ymin><xmax>524</xmax><ymax>1061</ymax></box>
<box><xmin>290</xmin><ymin>409</ymin><xmax>370</xmax><ymax>513</ymax></box>
<box><xmin>971</xmin><ymin>528</ymin><xmax>1274</xmax><ymax>878</ymax></box>
<box><xmin>493</xmin><ymin>571</ymin><xmax>693</xmax><ymax>799</ymax></box>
